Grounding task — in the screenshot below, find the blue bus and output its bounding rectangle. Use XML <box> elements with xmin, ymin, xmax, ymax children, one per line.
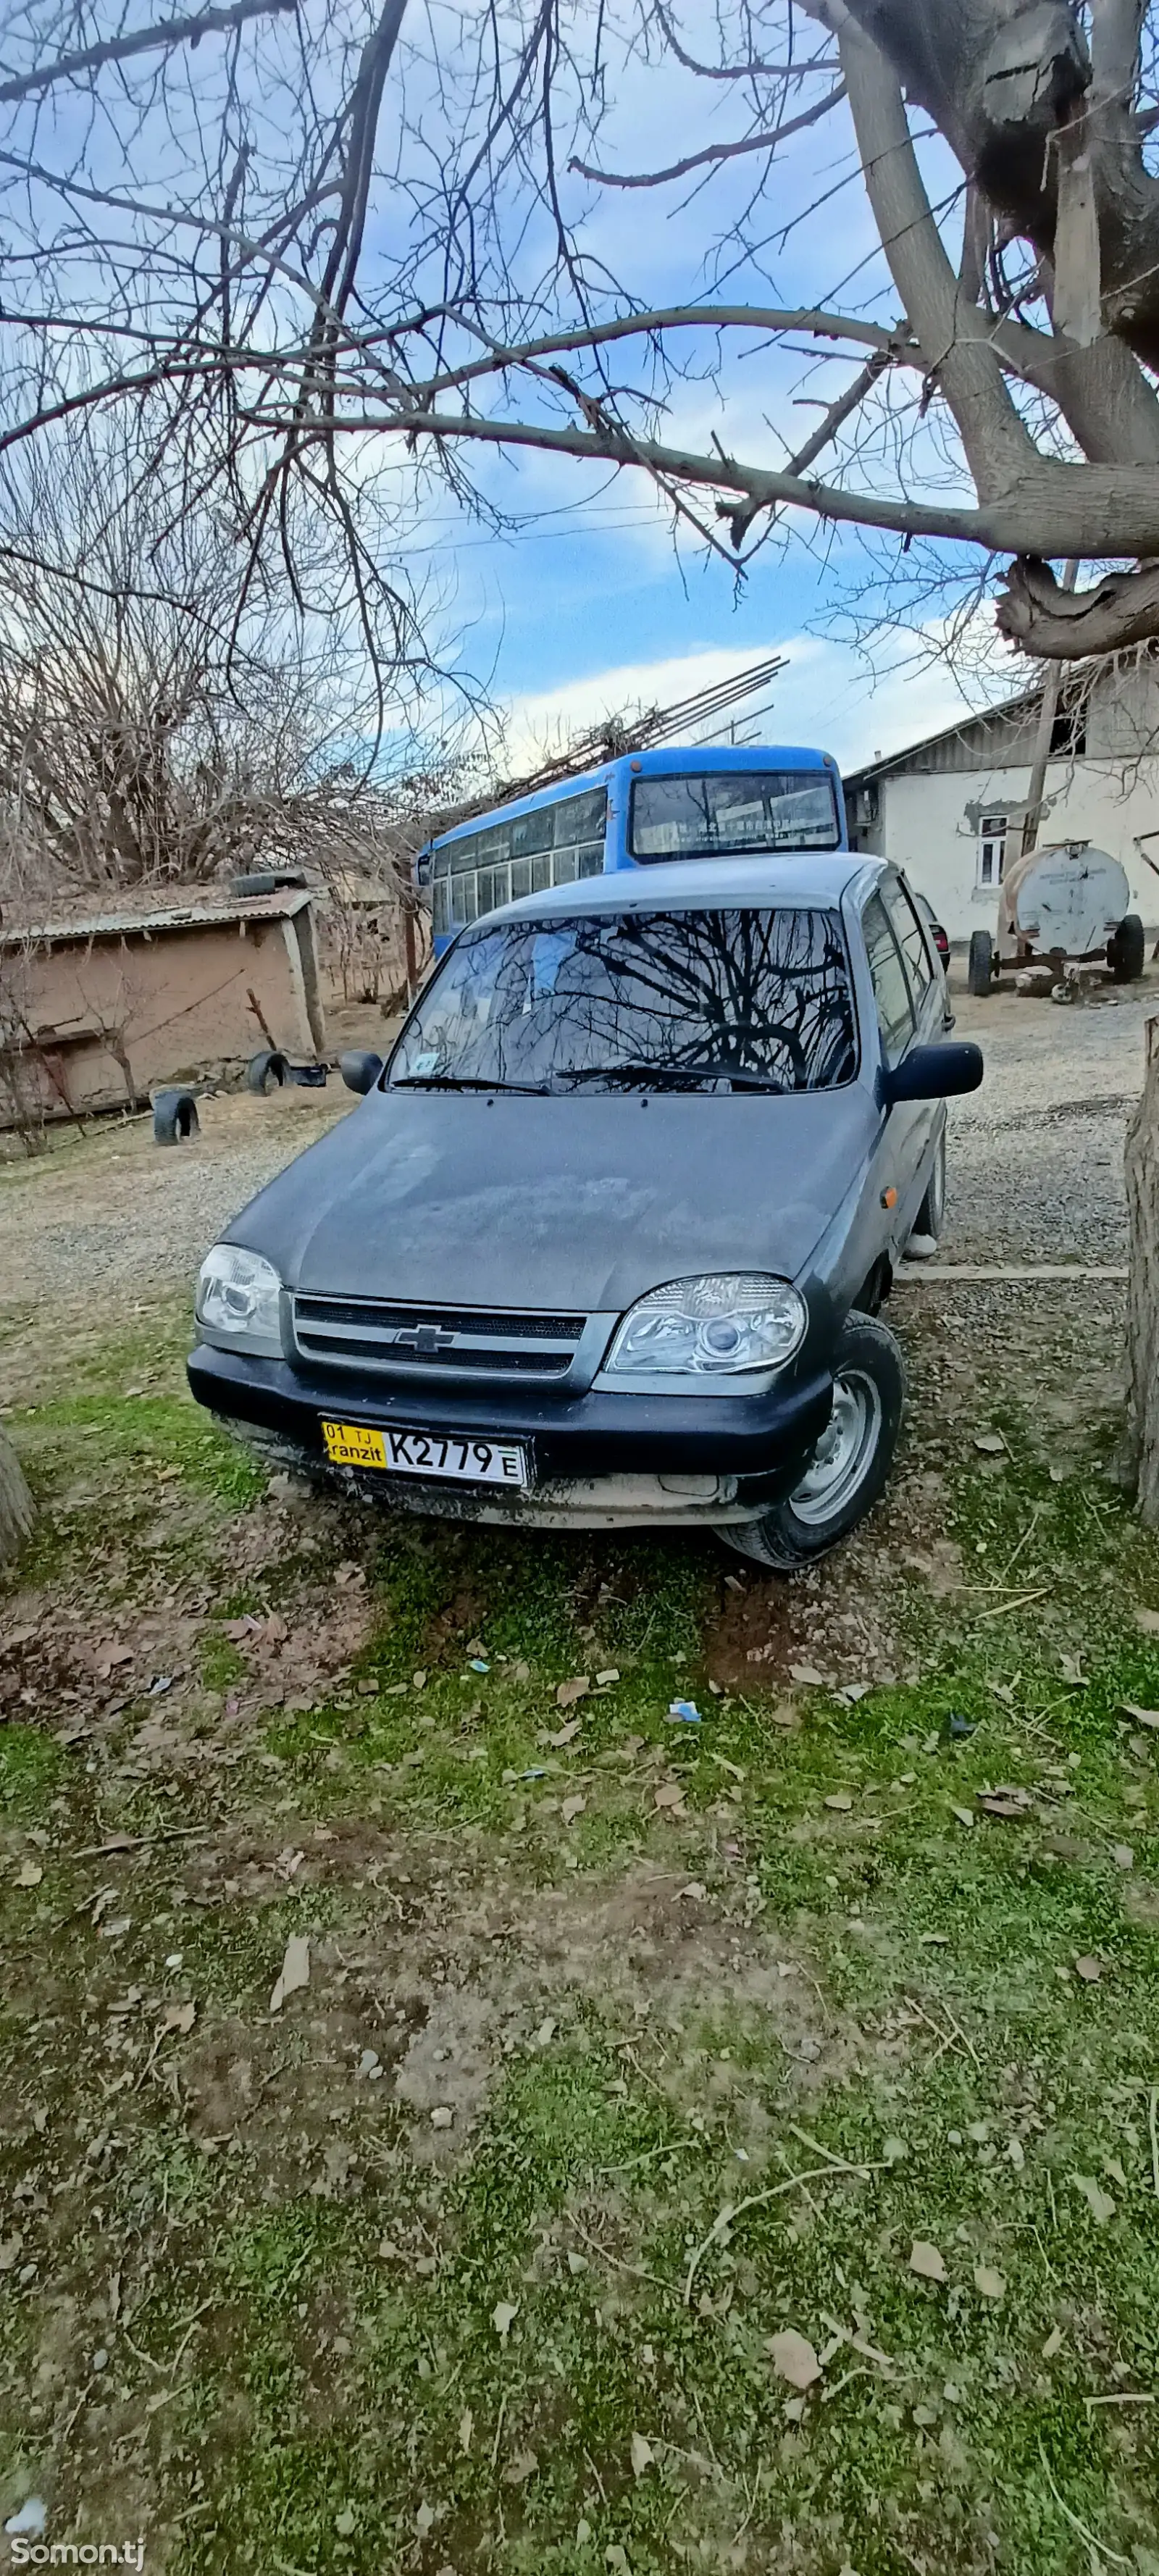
<box><xmin>417</xmin><ymin>743</ymin><xmax>846</xmax><ymax>954</ymax></box>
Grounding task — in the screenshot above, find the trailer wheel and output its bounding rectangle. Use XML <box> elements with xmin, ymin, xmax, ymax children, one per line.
<box><xmin>153</xmin><ymin>1088</ymin><xmax>200</xmax><ymax>1145</ymax></box>
<box><xmin>1110</xmin><ymin>913</ymin><xmax>1145</xmax><ymax>982</ymax></box>
<box><xmin>967</xmin><ymin>930</ymin><xmax>994</xmax><ymax>998</ymax></box>
<box><xmin>246</xmin><ymin>1049</ymin><xmax>290</xmax><ymax>1093</ymax></box>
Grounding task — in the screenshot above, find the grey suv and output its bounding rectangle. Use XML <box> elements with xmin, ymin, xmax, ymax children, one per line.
<box><xmin>188</xmin><ymin>854</ymin><xmax>981</xmax><ymax>1567</ymax></box>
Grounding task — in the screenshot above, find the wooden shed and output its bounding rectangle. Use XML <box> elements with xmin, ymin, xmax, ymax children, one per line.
<box><xmin>0</xmin><ymin>884</ymin><xmax>325</xmax><ymax>1125</ymax></box>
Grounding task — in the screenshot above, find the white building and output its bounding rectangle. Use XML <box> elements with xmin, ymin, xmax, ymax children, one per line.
<box><xmin>843</xmin><ymin>661</ymin><xmax>1159</xmax><ymax>942</ymax></box>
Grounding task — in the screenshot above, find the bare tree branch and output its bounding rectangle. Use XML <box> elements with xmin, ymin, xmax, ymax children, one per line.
<box><xmin>569</xmin><ymin>81</ymin><xmax>845</xmax><ymax>186</ymax></box>
<box><xmin>0</xmin><ymin>0</ymin><xmax>298</xmax><ymax>104</ymax></box>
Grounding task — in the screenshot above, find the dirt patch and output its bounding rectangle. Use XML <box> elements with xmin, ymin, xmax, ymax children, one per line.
<box><xmin>162</xmin><ymin>1854</ymin><xmax>860</xmax><ymax>2187</ymax></box>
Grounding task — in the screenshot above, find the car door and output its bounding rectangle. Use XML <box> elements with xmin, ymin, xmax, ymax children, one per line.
<box><xmin>877</xmin><ymin>873</ymin><xmax>946</xmax><ymax>1232</ymax></box>
<box><xmin>861</xmin><ymin>885</ymin><xmax>926</xmax><ymax>1255</ymax></box>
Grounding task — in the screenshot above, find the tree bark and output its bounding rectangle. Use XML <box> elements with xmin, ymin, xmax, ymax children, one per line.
<box><xmin>1124</xmin><ymin>1014</ymin><xmax>1159</xmax><ymax>1518</ymax></box>
<box><xmin>0</xmin><ymin>1424</ymin><xmax>33</xmax><ymax>1564</ymax></box>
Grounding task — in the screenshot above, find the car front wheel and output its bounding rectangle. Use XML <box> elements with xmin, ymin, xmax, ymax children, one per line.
<box><xmin>716</xmin><ymin>1315</ymin><xmax>906</xmax><ymax>1570</ymax></box>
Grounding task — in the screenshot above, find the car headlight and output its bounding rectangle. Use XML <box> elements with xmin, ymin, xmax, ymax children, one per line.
<box><xmin>196</xmin><ymin>1245</ymin><xmax>283</xmax><ymax>1354</ymax></box>
<box><xmin>601</xmin><ymin>1273</ymin><xmax>807</xmax><ymax>1383</ymax></box>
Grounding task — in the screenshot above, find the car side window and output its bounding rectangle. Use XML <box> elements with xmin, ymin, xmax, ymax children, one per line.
<box><xmin>883</xmin><ymin>877</ymin><xmax>935</xmax><ymax>1006</ymax></box>
<box><xmin>863</xmin><ymin>893</ymin><xmax>915</xmax><ymax>1060</ymax></box>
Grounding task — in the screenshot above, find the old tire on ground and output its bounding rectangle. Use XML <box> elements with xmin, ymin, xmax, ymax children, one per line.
<box><xmin>715</xmin><ymin>1314</ymin><xmax>906</xmax><ymax>1571</ymax></box>
<box><xmin>153</xmin><ymin>1088</ymin><xmax>200</xmax><ymax>1145</ymax></box>
<box><xmin>1110</xmin><ymin>913</ymin><xmax>1145</xmax><ymax>982</ymax></box>
<box><xmin>968</xmin><ymin>929</ymin><xmax>994</xmax><ymax>998</ymax></box>
<box><xmin>246</xmin><ymin>1049</ymin><xmax>290</xmax><ymax>1094</ymax></box>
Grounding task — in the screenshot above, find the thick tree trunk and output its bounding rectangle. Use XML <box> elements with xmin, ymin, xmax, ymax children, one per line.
<box><xmin>0</xmin><ymin>1424</ymin><xmax>33</xmax><ymax>1564</ymax></box>
<box><xmin>1124</xmin><ymin>1014</ymin><xmax>1159</xmax><ymax>1518</ymax></box>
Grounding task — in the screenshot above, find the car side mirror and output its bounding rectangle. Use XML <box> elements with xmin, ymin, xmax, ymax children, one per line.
<box><xmin>883</xmin><ymin>1041</ymin><xmax>983</xmax><ymax>1103</ymax></box>
<box><xmin>339</xmin><ymin>1050</ymin><xmax>383</xmax><ymax>1095</ymax></box>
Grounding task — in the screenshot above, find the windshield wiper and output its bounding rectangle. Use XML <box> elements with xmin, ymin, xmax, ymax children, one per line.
<box><xmin>391</xmin><ymin>1073</ymin><xmax>551</xmax><ymax>1094</ymax></box>
<box><xmin>558</xmin><ymin>1061</ymin><xmax>784</xmax><ymax>1093</ymax></box>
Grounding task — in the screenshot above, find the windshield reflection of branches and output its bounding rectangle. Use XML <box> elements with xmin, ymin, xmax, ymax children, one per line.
<box><xmin>396</xmin><ymin>908</ymin><xmax>855</xmax><ymax>1091</ymax></box>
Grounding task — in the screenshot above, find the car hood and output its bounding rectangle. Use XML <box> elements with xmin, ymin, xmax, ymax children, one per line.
<box><xmin>224</xmin><ymin>1087</ymin><xmax>879</xmax><ymax>1311</ymax></box>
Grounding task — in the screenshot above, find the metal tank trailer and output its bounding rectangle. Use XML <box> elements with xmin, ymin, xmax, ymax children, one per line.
<box><xmin>967</xmin><ymin>840</ymin><xmax>1145</xmax><ymax>998</ymax></box>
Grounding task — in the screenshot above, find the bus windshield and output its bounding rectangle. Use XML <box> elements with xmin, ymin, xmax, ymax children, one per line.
<box><xmin>630</xmin><ymin>770</ymin><xmax>840</xmax><ymax>858</ymax></box>
<box><xmin>390</xmin><ymin>906</ymin><xmax>856</xmax><ymax>1094</ymax></box>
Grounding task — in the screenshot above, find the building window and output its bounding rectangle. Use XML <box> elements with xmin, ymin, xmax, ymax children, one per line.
<box><xmin>976</xmin><ymin>813</ymin><xmax>1008</xmax><ymax>889</ymax></box>
<box><xmin>1050</xmin><ymin>701</ymin><xmax>1087</xmax><ymax>759</ymax></box>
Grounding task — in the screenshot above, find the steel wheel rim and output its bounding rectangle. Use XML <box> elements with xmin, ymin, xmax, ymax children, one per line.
<box><xmin>790</xmin><ymin>1367</ymin><xmax>882</xmax><ymax>1526</ymax></box>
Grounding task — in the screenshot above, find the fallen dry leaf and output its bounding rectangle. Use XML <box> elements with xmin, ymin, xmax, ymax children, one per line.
<box><xmin>556</xmin><ymin>1676</ymin><xmax>590</xmax><ymax>1708</ymax></box>
<box><xmin>653</xmin><ymin>1782</ymin><xmax>687</xmax><ymax>1814</ymax></box>
<box><xmin>974</xmin><ymin>1432</ymin><xmax>1005</xmax><ymax>1453</ymax></box>
<box><xmin>431</xmin><ymin>2106</ymin><xmax>453</xmax><ymax>2130</ymax></box>
<box><xmin>595</xmin><ymin>1668</ymin><xmax>620</xmax><ymax>1686</ymax></box>
<box><xmin>542</xmin><ymin>1717</ymin><xmax>583</xmax><ymax>1749</ymax></box>
<box><xmin>976</xmin><ymin>1786</ymin><xmax>1032</xmax><ymax>1820</ymax></box>
<box><xmin>1134</xmin><ymin>1609</ymin><xmax>1159</xmax><ymax>1636</ymax></box>
<box><xmin>824</xmin><ymin>1792</ymin><xmax>853</xmax><ymax>1813</ymax></box>
<box><xmin>1120</xmin><ymin>1701</ymin><xmax>1159</xmax><ymax>1728</ymax></box>
<box><xmin>1074</xmin><ymin>1955</ymin><xmax>1102</xmax><ymax>1983</ymax></box>
<box><xmin>908</xmin><ymin>2240</ymin><xmax>947</xmax><ymax>2283</ymax></box>
<box><xmin>1072</xmin><ymin>2174</ymin><xmax>1116</xmax><ymax>2225</ymax></box>
<box><xmin>974</xmin><ymin>2266</ymin><xmax>1005</xmax><ymax>2300</ymax></box>
<box><xmin>768</xmin><ymin>2328</ymin><xmax>822</xmax><ymax>2390</ymax></box>
<box><xmin>629</xmin><ymin>2432</ymin><xmax>654</xmax><ymax>2477</ymax></box>
<box><xmin>269</xmin><ymin>1933</ymin><xmax>310</xmax><ymax>2012</ymax></box>
<box><xmin>0</xmin><ymin>2236</ymin><xmax>22</xmax><ymax>2272</ymax></box>
<box><xmin>1042</xmin><ymin>2325</ymin><xmax>1063</xmax><ymax>2359</ymax></box>
<box><xmin>458</xmin><ymin>2408</ymin><xmax>473</xmax><ymax>2455</ymax></box>
<box><xmin>503</xmin><ymin>2451</ymin><xmax>537</xmax><ymax>2485</ymax></box>
<box><xmin>1112</xmin><ymin>1843</ymin><xmax>1136</xmax><ymax>1870</ymax></box>
<box><xmin>492</xmin><ymin>2300</ymin><xmax>519</xmax><ymax>2341</ymax></box>
<box><xmin>950</xmin><ymin>1805</ymin><xmax>976</xmax><ymax>1829</ymax></box>
<box><xmin>13</xmin><ymin>1860</ymin><xmax>43</xmax><ymax>1889</ymax></box>
<box><xmin>560</xmin><ymin>1794</ymin><xmax>586</xmax><ymax>1826</ymax></box>
<box><xmin>160</xmin><ymin>2001</ymin><xmax>196</xmax><ymax>2035</ymax></box>
<box><xmin>790</xmin><ymin>1663</ymin><xmax>826</xmax><ymax>1686</ymax></box>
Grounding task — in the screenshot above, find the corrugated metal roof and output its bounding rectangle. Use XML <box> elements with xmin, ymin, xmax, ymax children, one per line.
<box><xmin>844</xmin><ymin>686</ymin><xmax>1043</xmax><ymax>787</ymax></box>
<box><xmin>0</xmin><ymin>885</ymin><xmax>312</xmax><ymax>947</ymax></box>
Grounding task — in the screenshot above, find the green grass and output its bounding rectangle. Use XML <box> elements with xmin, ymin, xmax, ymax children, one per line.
<box><xmin>2</xmin><ymin>1316</ymin><xmax>1159</xmax><ymax>2569</ymax></box>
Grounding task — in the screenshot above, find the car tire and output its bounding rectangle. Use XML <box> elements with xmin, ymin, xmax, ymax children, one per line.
<box><xmin>967</xmin><ymin>930</ymin><xmax>993</xmax><ymax>998</ymax></box>
<box><xmin>910</xmin><ymin>1128</ymin><xmax>946</xmax><ymax>1246</ymax></box>
<box><xmin>152</xmin><ymin>1087</ymin><xmax>200</xmax><ymax>1144</ymax></box>
<box><xmin>1110</xmin><ymin>913</ymin><xmax>1145</xmax><ymax>982</ymax></box>
<box><xmin>246</xmin><ymin>1049</ymin><xmax>290</xmax><ymax>1093</ymax></box>
<box><xmin>716</xmin><ymin>1315</ymin><xmax>906</xmax><ymax>1571</ymax></box>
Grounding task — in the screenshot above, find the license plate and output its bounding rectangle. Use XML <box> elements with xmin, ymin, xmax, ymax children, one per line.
<box><xmin>320</xmin><ymin>1419</ymin><xmax>529</xmax><ymax>1488</ymax></box>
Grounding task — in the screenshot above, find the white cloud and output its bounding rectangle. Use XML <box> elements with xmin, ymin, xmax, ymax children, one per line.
<box><xmin>503</xmin><ymin>631</ymin><xmax>995</xmax><ymax>776</ymax></box>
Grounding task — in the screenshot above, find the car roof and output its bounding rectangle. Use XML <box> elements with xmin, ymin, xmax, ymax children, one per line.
<box><xmin>484</xmin><ymin>852</ymin><xmax>882</xmax><ymax>929</ymax></box>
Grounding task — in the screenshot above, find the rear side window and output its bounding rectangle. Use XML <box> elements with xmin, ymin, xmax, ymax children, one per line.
<box><xmin>863</xmin><ymin>894</ymin><xmax>915</xmax><ymax>1058</ymax></box>
<box><xmin>882</xmin><ymin>878</ymin><xmax>934</xmax><ymax>1003</ymax></box>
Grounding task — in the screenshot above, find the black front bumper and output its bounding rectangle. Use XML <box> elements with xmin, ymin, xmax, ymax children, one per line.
<box><xmin>187</xmin><ymin>1342</ymin><xmax>834</xmax><ymax>1504</ymax></box>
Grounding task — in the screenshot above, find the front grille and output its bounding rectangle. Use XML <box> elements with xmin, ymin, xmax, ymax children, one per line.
<box><xmin>293</xmin><ymin>1295</ymin><xmax>587</xmax><ymax>1379</ymax></box>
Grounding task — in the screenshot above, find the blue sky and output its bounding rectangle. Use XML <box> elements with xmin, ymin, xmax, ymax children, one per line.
<box><xmin>363</xmin><ymin>14</ymin><xmax>1016</xmax><ymax>778</ymax></box>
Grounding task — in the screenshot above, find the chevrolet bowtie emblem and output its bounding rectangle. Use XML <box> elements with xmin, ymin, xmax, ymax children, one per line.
<box><xmin>393</xmin><ymin>1325</ymin><xmax>457</xmax><ymax>1353</ymax></box>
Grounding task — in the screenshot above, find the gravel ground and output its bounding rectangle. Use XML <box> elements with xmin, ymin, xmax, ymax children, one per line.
<box><xmin>945</xmin><ymin>977</ymin><xmax>1151</xmax><ymax>1262</ymax></box>
<box><xmin>0</xmin><ymin>974</ymin><xmax>1151</xmax><ymax>1315</ymax></box>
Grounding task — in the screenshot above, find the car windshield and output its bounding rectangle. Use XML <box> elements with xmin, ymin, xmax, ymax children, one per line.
<box><xmin>630</xmin><ymin>770</ymin><xmax>840</xmax><ymax>858</ymax></box>
<box><xmin>388</xmin><ymin>907</ymin><xmax>856</xmax><ymax>1094</ymax></box>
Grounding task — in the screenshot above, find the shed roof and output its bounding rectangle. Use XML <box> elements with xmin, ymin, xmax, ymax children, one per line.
<box><xmin>0</xmin><ymin>884</ymin><xmax>311</xmax><ymax>948</ymax></box>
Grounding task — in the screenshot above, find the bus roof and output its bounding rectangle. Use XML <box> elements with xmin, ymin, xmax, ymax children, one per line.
<box><xmin>427</xmin><ymin>741</ymin><xmax>840</xmax><ymax>852</ymax></box>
